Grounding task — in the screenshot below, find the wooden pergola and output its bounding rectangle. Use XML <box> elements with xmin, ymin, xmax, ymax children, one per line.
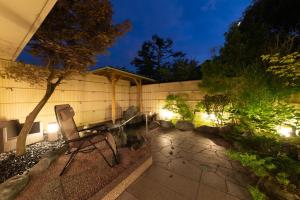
<box><xmin>92</xmin><ymin>67</ymin><xmax>155</xmax><ymax>124</ymax></box>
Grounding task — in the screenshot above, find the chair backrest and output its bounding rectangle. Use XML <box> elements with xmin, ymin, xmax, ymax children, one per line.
<box><xmin>54</xmin><ymin>104</ymin><xmax>79</xmax><ymax>144</ymax></box>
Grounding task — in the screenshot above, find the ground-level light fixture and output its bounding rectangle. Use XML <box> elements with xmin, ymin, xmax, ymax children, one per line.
<box><xmin>160</xmin><ymin>109</ymin><xmax>174</xmax><ymax>121</ymax></box>
<box><xmin>276</xmin><ymin>125</ymin><xmax>293</xmax><ymax>137</ymax></box>
<box><xmin>202</xmin><ymin>113</ymin><xmax>217</xmax><ymax>123</ymax></box>
<box><xmin>47</xmin><ymin>122</ymin><xmax>59</xmax><ymax>141</ymax></box>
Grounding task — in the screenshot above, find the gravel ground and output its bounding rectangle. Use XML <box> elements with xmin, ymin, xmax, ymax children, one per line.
<box><xmin>0</xmin><ymin>140</ymin><xmax>66</xmax><ymax>183</ymax></box>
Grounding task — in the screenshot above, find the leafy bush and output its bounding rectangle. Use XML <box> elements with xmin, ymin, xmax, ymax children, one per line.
<box><xmin>227</xmin><ymin>151</ymin><xmax>276</xmax><ymax>178</ymax></box>
<box><xmin>202</xmin><ymin>54</ymin><xmax>300</xmax><ymax>138</ymax></box>
<box><xmin>248</xmin><ymin>186</ymin><xmax>266</xmax><ymax>200</ymax></box>
<box><xmin>195</xmin><ymin>94</ymin><xmax>230</xmax><ymax>126</ymax></box>
<box><xmin>238</xmin><ymin>135</ymin><xmax>282</xmax><ymax>156</ymax></box>
<box><xmin>164</xmin><ymin>94</ymin><xmax>194</xmax><ymax>121</ymax></box>
<box><xmin>227</xmin><ymin>150</ymin><xmax>300</xmax><ymax>189</ymax></box>
<box><xmin>272</xmin><ymin>155</ymin><xmax>300</xmax><ymax>187</ymax></box>
<box><xmin>262</xmin><ymin>52</ymin><xmax>300</xmax><ymax>88</ymax></box>
<box><xmin>234</xmin><ymin>101</ymin><xmax>297</xmax><ymax>138</ymax></box>
<box><xmin>276</xmin><ymin>172</ymin><xmax>290</xmax><ymax>186</ymax></box>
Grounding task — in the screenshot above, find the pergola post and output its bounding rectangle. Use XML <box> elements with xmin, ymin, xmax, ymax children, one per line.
<box><xmin>94</xmin><ymin>67</ymin><xmax>154</xmax><ymax>124</ymax></box>
<box><xmin>134</xmin><ymin>78</ymin><xmax>142</xmax><ymax>111</ymax></box>
<box><xmin>108</xmin><ymin>73</ymin><xmax>119</xmax><ymax>124</ymax></box>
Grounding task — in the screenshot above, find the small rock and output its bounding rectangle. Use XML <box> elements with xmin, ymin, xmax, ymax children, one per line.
<box><xmin>0</xmin><ymin>139</ymin><xmax>66</xmax><ymax>184</ymax></box>
<box><xmin>123</xmin><ymin>106</ymin><xmax>143</xmax><ymax>124</ymax></box>
<box><xmin>219</xmin><ymin>125</ymin><xmax>233</xmax><ymax>135</ymax></box>
<box><xmin>149</xmin><ymin>121</ymin><xmax>160</xmax><ymax>130</ymax></box>
<box><xmin>195</xmin><ymin>125</ymin><xmax>220</xmax><ymax>134</ymax></box>
<box><xmin>175</xmin><ymin>120</ymin><xmax>194</xmax><ymax>131</ymax></box>
<box><xmin>159</xmin><ymin>120</ymin><xmax>174</xmax><ymax>128</ymax></box>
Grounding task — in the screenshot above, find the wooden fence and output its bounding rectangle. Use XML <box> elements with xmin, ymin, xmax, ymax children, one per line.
<box><xmin>0</xmin><ymin>60</ymin><xmax>130</xmax><ymax>128</ymax></box>
<box><xmin>1</xmin><ymin>59</ymin><xmax>299</xmax><ymax>131</ymax></box>
<box><xmin>130</xmin><ymin>80</ymin><xmax>205</xmax><ymax>119</ymax></box>
<box><xmin>130</xmin><ymin>80</ymin><xmax>300</xmax><ymax>119</ymax></box>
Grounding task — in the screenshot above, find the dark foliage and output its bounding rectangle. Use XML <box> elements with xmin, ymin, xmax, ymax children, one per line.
<box><xmin>132</xmin><ymin>35</ymin><xmax>202</xmax><ymax>82</ymax></box>
<box><xmin>220</xmin><ymin>0</ymin><xmax>300</xmax><ymax>71</ymax></box>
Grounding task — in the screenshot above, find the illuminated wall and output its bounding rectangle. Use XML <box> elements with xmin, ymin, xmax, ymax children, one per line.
<box><xmin>130</xmin><ymin>80</ymin><xmax>205</xmax><ymax>119</ymax></box>
<box><xmin>130</xmin><ymin>81</ymin><xmax>300</xmax><ymax>123</ymax></box>
<box><xmin>0</xmin><ymin>60</ymin><xmax>130</xmax><ymax>129</ymax></box>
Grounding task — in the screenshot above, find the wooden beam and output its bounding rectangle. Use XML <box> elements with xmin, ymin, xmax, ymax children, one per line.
<box><xmin>134</xmin><ymin>78</ymin><xmax>142</xmax><ymax>111</ymax></box>
<box><xmin>139</xmin><ymin>79</ymin><xmax>143</xmax><ymax>111</ymax></box>
<box><xmin>109</xmin><ymin>73</ymin><xmax>120</xmax><ymax>124</ymax></box>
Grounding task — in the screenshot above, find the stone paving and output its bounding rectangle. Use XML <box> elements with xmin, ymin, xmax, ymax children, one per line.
<box><xmin>117</xmin><ymin>129</ymin><xmax>255</xmax><ymax>200</ymax></box>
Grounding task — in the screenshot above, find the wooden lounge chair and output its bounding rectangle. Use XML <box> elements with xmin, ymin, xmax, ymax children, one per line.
<box><xmin>54</xmin><ymin>104</ymin><xmax>119</xmax><ymax>176</ymax></box>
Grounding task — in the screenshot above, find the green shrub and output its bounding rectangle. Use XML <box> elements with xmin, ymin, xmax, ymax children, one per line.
<box><xmin>195</xmin><ymin>94</ymin><xmax>230</xmax><ymax>126</ymax></box>
<box><xmin>239</xmin><ymin>135</ymin><xmax>281</xmax><ymax>156</ymax></box>
<box><xmin>227</xmin><ymin>151</ymin><xmax>276</xmax><ymax>178</ymax></box>
<box><xmin>227</xmin><ymin>150</ymin><xmax>300</xmax><ymax>188</ymax></box>
<box><xmin>276</xmin><ymin>172</ymin><xmax>290</xmax><ymax>186</ymax></box>
<box><xmin>202</xmin><ymin>56</ymin><xmax>299</xmax><ymax>138</ymax></box>
<box><xmin>164</xmin><ymin>94</ymin><xmax>194</xmax><ymax>121</ymax></box>
<box><xmin>272</xmin><ymin>155</ymin><xmax>300</xmax><ymax>187</ymax></box>
<box><xmin>248</xmin><ymin>186</ymin><xmax>266</xmax><ymax>200</ymax></box>
<box><xmin>262</xmin><ymin>52</ymin><xmax>300</xmax><ymax>88</ymax></box>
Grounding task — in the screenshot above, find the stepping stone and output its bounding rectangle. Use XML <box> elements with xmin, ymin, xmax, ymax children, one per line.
<box><xmin>152</xmin><ymin>152</ymin><xmax>170</xmax><ymax>163</ymax></box>
<box><xmin>167</xmin><ymin>158</ymin><xmax>202</xmax><ymax>181</ymax></box>
<box><xmin>201</xmin><ymin>171</ymin><xmax>227</xmax><ymax>193</ymax></box>
<box><xmin>197</xmin><ymin>183</ymin><xmax>240</xmax><ymax>200</ymax></box>
<box><xmin>127</xmin><ymin>175</ymin><xmax>184</xmax><ymax>200</ymax></box>
<box><xmin>226</xmin><ymin>181</ymin><xmax>251</xmax><ymax>200</ymax></box>
<box><xmin>143</xmin><ymin>166</ymin><xmax>198</xmax><ymax>199</ymax></box>
<box><xmin>160</xmin><ymin>146</ymin><xmax>180</xmax><ymax>158</ymax></box>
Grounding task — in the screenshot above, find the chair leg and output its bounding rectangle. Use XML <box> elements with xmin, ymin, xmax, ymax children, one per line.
<box><xmin>92</xmin><ymin>143</ymin><xmax>114</xmax><ymax>168</ymax></box>
<box><xmin>104</xmin><ymin>139</ymin><xmax>119</xmax><ymax>165</ymax></box>
<box><xmin>60</xmin><ymin>149</ymin><xmax>79</xmax><ymax>176</ymax></box>
<box><xmin>90</xmin><ymin>137</ymin><xmax>119</xmax><ymax>168</ymax></box>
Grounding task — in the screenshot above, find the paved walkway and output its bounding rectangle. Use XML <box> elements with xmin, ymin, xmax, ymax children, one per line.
<box><xmin>117</xmin><ymin>129</ymin><xmax>254</xmax><ymax>200</ymax></box>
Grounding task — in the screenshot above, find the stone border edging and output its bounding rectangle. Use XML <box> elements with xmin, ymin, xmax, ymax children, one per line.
<box><xmin>0</xmin><ymin>173</ymin><xmax>29</xmax><ymax>200</ymax></box>
<box><xmin>0</xmin><ymin>146</ymin><xmax>67</xmax><ymax>200</ymax></box>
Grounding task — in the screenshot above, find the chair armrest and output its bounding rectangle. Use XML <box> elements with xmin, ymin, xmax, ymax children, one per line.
<box><xmin>78</xmin><ymin>125</ymin><xmax>107</xmax><ymax>133</ymax></box>
<box><xmin>65</xmin><ymin>132</ymin><xmax>105</xmax><ymax>144</ymax></box>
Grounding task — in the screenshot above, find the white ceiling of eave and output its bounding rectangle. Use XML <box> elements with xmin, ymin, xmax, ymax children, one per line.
<box><xmin>0</xmin><ymin>0</ymin><xmax>57</xmax><ymax>61</ymax></box>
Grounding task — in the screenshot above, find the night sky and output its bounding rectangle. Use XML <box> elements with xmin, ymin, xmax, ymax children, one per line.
<box><xmin>18</xmin><ymin>0</ymin><xmax>252</xmax><ymax>72</ymax></box>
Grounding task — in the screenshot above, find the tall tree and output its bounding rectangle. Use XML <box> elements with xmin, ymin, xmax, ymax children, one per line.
<box><xmin>203</xmin><ymin>0</ymin><xmax>300</xmax><ymax>90</ymax></box>
<box><xmin>172</xmin><ymin>58</ymin><xmax>202</xmax><ymax>81</ymax></box>
<box><xmin>131</xmin><ymin>35</ymin><xmax>185</xmax><ymax>82</ymax></box>
<box><xmin>219</xmin><ymin>0</ymin><xmax>300</xmax><ymax>74</ymax></box>
<box><xmin>0</xmin><ymin>0</ymin><xmax>130</xmax><ymax>155</ymax></box>
<box><xmin>201</xmin><ymin>0</ymin><xmax>300</xmax><ymax>137</ymax></box>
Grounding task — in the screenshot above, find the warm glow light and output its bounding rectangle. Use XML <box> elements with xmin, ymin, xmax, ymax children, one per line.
<box><xmin>202</xmin><ymin>113</ymin><xmax>217</xmax><ymax>122</ymax></box>
<box><xmin>160</xmin><ymin>109</ymin><xmax>174</xmax><ymax>120</ymax></box>
<box><xmin>47</xmin><ymin>122</ymin><xmax>59</xmax><ymax>134</ymax></box>
<box><xmin>276</xmin><ymin>125</ymin><xmax>292</xmax><ymax>137</ymax></box>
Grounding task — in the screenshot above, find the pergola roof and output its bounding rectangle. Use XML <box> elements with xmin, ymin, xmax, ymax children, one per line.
<box><xmin>91</xmin><ymin>66</ymin><xmax>155</xmax><ymax>84</ymax></box>
<box><xmin>0</xmin><ymin>0</ymin><xmax>57</xmax><ymax>60</ymax></box>
<box><xmin>92</xmin><ymin>66</ymin><xmax>154</xmax><ymax>124</ymax></box>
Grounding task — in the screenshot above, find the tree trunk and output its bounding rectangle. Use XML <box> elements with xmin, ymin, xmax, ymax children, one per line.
<box><xmin>16</xmin><ymin>80</ymin><xmax>60</xmax><ymax>156</ymax></box>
